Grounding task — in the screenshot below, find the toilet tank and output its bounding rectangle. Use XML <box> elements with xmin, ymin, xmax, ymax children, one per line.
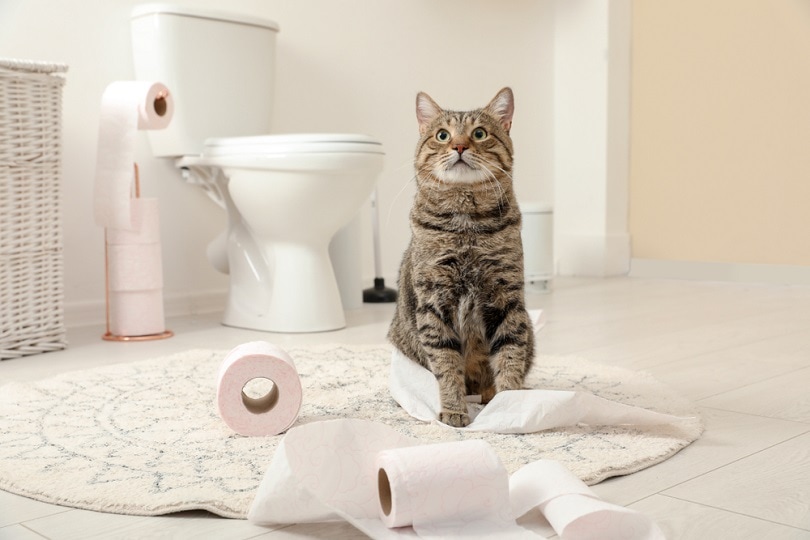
<box><xmin>130</xmin><ymin>5</ymin><xmax>279</xmax><ymax>157</ymax></box>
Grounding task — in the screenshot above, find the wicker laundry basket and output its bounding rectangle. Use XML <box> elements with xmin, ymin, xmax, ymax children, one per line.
<box><xmin>0</xmin><ymin>59</ymin><xmax>68</xmax><ymax>360</ymax></box>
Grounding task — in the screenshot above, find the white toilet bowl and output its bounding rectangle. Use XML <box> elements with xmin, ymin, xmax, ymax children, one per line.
<box><xmin>130</xmin><ymin>6</ymin><xmax>385</xmax><ymax>332</ymax></box>
<box><xmin>179</xmin><ymin>133</ymin><xmax>384</xmax><ymax>333</ymax></box>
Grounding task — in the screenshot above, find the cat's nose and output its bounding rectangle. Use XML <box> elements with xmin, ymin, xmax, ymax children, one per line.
<box><xmin>455</xmin><ymin>144</ymin><xmax>467</xmax><ymax>154</ymax></box>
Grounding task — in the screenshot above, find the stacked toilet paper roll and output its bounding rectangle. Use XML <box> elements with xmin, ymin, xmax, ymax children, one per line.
<box><xmin>94</xmin><ymin>81</ymin><xmax>173</xmax><ymax>338</ymax></box>
<box><xmin>105</xmin><ymin>197</ymin><xmax>165</xmax><ymax>337</ymax></box>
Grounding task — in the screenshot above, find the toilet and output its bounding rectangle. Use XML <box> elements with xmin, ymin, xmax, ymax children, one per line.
<box><xmin>130</xmin><ymin>5</ymin><xmax>385</xmax><ymax>333</ymax></box>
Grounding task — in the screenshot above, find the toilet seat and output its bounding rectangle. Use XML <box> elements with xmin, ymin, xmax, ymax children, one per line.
<box><xmin>204</xmin><ymin>133</ymin><xmax>384</xmax><ymax>157</ymax></box>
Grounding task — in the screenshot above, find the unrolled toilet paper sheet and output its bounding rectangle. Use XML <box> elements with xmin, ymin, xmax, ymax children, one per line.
<box><xmin>245</xmin><ymin>313</ymin><xmax>674</xmax><ymax>537</ymax></box>
<box><xmin>390</xmin><ymin>348</ymin><xmax>686</xmax><ymax>433</ymax></box>
<box><xmin>390</xmin><ymin>309</ymin><xmax>688</xmax><ymax>433</ymax></box>
<box><xmin>248</xmin><ymin>419</ymin><xmax>665</xmax><ymax>539</ymax></box>
<box><xmin>94</xmin><ymin>81</ymin><xmax>173</xmax><ymax>230</ymax></box>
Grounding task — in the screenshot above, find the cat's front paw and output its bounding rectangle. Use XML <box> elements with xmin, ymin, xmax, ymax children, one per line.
<box><xmin>439</xmin><ymin>411</ymin><xmax>470</xmax><ymax>428</ymax></box>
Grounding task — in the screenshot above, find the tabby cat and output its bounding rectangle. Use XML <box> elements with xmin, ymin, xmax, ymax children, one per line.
<box><xmin>388</xmin><ymin>87</ymin><xmax>535</xmax><ymax>428</ymax></box>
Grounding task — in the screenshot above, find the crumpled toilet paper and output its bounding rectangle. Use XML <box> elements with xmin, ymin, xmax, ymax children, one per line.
<box><xmin>248</xmin><ymin>419</ymin><xmax>665</xmax><ymax>539</ymax></box>
<box><xmin>389</xmin><ymin>310</ymin><xmax>689</xmax><ymax>433</ymax></box>
<box><xmin>389</xmin><ymin>347</ymin><xmax>688</xmax><ymax>433</ymax></box>
<box><xmin>248</xmin><ymin>310</ymin><xmax>674</xmax><ymax>537</ymax></box>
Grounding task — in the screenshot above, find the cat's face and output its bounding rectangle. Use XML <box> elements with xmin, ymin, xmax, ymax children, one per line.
<box><xmin>415</xmin><ymin>88</ymin><xmax>514</xmax><ymax>186</ymax></box>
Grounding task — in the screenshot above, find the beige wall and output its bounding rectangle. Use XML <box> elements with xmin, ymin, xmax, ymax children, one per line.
<box><xmin>630</xmin><ymin>0</ymin><xmax>810</xmax><ymax>266</ymax></box>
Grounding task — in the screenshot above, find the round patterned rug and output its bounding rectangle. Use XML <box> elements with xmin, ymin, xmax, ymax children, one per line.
<box><xmin>0</xmin><ymin>345</ymin><xmax>702</xmax><ymax>518</ymax></box>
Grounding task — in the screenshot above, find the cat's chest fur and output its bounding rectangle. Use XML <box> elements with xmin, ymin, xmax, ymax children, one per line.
<box><xmin>410</xmin><ymin>199</ymin><xmax>521</xmax><ymax>292</ymax></box>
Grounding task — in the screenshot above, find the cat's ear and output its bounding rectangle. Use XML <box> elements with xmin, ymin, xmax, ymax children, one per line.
<box><xmin>416</xmin><ymin>92</ymin><xmax>443</xmax><ymax>135</ymax></box>
<box><xmin>485</xmin><ymin>87</ymin><xmax>514</xmax><ymax>134</ymax></box>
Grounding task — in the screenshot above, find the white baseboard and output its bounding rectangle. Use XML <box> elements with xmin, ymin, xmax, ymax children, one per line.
<box><xmin>555</xmin><ymin>233</ymin><xmax>630</xmax><ymax>277</ymax></box>
<box><xmin>630</xmin><ymin>258</ymin><xmax>810</xmax><ymax>286</ymax></box>
<box><xmin>64</xmin><ymin>289</ymin><xmax>228</xmax><ymax>328</ymax></box>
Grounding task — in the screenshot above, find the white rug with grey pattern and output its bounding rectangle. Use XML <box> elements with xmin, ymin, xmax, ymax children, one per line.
<box><xmin>0</xmin><ymin>345</ymin><xmax>702</xmax><ymax>519</ymax></box>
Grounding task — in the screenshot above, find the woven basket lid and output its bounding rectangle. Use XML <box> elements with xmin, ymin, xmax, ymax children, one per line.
<box><xmin>0</xmin><ymin>58</ymin><xmax>68</xmax><ymax>74</ymax></box>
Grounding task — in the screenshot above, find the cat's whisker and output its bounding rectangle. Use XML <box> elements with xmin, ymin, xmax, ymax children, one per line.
<box><xmin>473</xmin><ymin>153</ymin><xmax>514</xmax><ymax>182</ymax></box>
<box><xmin>475</xmin><ymin>160</ymin><xmax>511</xmax><ymax>208</ymax></box>
<box><xmin>388</xmin><ymin>155</ymin><xmax>419</xmax><ymax>173</ymax></box>
<box><xmin>480</xmin><ymin>169</ymin><xmax>505</xmax><ymax>217</ymax></box>
<box><xmin>466</xmin><ymin>153</ymin><xmax>505</xmax><ymax>191</ymax></box>
<box><xmin>465</xmin><ymin>153</ymin><xmax>507</xmax><ymax>216</ymax></box>
<box><xmin>384</xmin><ymin>161</ymin><xmax>436</xmax><ymax>231</ymax></box>
<box><xmin>383</xmin><ymin>173</ymin><xmax>419</xmax><ymax>232</ymax></box>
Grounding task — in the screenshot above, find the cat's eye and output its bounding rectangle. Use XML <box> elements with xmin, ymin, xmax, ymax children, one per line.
<box><xmin>436</xmin><ymin>129</ymin><xmax>450</xmax><ymax>142</ymax></box>
<box><xmin>472</xmin><ymin>128</ymin><xmax>488</xmax><ymax>141</ymax></box>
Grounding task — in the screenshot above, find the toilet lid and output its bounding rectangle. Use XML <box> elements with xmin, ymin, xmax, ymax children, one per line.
<box><xmin>204</xmin><ymin>133</ymin><xmax>384</xmax><ymax>156</ymax></box>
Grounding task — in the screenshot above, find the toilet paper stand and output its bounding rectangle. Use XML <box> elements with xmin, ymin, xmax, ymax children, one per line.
<box><xmin>102</xmin><ymin>164</ymin><xmax>173</xmax><ymax>342</ymax></box>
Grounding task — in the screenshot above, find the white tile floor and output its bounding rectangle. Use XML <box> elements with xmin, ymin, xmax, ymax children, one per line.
<box><xmin>1</xmin><ymin>277</ymin><xmax>809</xmax><ymax>539</ymax></box>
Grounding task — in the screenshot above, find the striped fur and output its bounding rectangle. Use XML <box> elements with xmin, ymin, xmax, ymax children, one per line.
<box><xmin>388</xmin><ymin>88</ymin><xmax>535</xmax><ymax>427</ymax></box>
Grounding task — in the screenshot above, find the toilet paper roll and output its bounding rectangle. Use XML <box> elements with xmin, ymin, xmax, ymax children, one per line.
<box><xmin>216</xmin><ymin>342</ymin><xmax>303</xmax><ymax>437</ymax></box>
<box><xmin>94</xmin><ymin>81</ymin><xmax>173</xmax><ymax>230</ymax></box>
<box><xmin>105</xmin><ymin>197</ymin><xmax>166</xmax><ymax>337</ymax></box>
<box><xmin>108</xmin><ymin>290</ymin><xmax>166</xmax><ymax>337</ymax></box>
<box><xmin>376</xmin><ymin>440</ymin><xmax>513</xmax><ymax>531</ymax></box>
<box><xmin>107</xmin><ymin>243</ymin><xmax>163</xmax><ymax>291</ymax></box>
<box><xmin>249</xmin><ymin>419</ymin><xmax>667</xmax><ymax>539</ymax></box>
<box><xmin>106</xmin><ymin>197</ymin><xmax>161</xmax><ymax>245</ymax></box>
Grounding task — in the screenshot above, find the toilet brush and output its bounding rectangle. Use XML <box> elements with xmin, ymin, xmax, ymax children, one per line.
<box><xmin>363</xmin><ymin>188</ymin><xmax>397</xmax><ymax>303</ymax></box>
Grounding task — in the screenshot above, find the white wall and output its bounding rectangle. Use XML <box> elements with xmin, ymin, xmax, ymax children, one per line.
<box><xmin>1</xmin><ymin>0</ymin><xmax>555</xmax><ymax>326</ymax></box>
<box><xmin>553</xmin><ymin>0</ymin><xmax>631</xmax><ymax>277</ymax></box>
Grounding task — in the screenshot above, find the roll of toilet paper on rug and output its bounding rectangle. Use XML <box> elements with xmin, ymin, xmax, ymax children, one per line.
<box><xmin>216</xmin><ymin>342</ymin><xmax>303</xmax><ymax>437</ymax></box>
<box><xmin>106</xmin><ymin>197</ymin><xmax>166</xmax><ymax>337</ymax></box>
<box><xmin>94</xmin><ymin>80</ymin><xmax>173</xmax><ymax>230</ymax></box>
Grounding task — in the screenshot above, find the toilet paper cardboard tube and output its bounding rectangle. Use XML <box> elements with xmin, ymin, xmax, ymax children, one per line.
<box><xmin>377</xmin><ymin>468</ymin><xmax>393</xmax><ymax>518</ymax></box>
<box><xmin>153</xmin><ymin>92</ymin><xmax>169</xmax><ymax>117</ymax></box>
<box><xmin>241</xmin><ymin>379</ymin><xmax>279</xmax><ymax>414</ymax></box>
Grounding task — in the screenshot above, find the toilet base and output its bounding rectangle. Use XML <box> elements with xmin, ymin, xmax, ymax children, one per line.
<box><xmin>222</xmin><ymin>243</ymin><xmax>347</xmax><ymax>333</ymax></box>
<box><xmin>176</xmin><ymin>147</ymin><xmax>384</xmax><ymax>334</ymax></box>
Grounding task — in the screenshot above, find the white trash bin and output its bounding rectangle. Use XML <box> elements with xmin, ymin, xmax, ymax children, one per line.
<box><xmin>519</xmin><ymin>202</ymin><xmax>553</xmax><ymax>289</ymax></box>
